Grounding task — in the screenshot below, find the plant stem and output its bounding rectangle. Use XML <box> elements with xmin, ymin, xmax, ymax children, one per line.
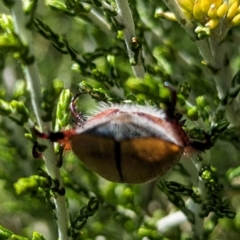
<box><xmin>84</xmin><ymin>8</ymin><xmax>113</xmax><ymax>36</ymax></box>
<box><xmin>162</xmin><ymin>0</ymin><xmax>196</xmax><ymax>40</ymax></box>
<box><xmin>115</xmin><ymin>0</ymin><xmax>145</xmax><ymax>78</ymax></box>
<box><xmin>9</xmin><ymin>1</ymin><xmax>69</xmax><ymax>239</ymax></box>
<box><xmin>182</xmin><ymin>156</ymin><xmax>206</xmax><ymax>239</ymax></box>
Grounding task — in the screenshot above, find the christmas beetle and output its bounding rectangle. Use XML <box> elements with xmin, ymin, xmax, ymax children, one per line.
<box><xmin>35</xmin><ymin>84</ymin><xmax>212</xmax><ymax>183</ymax></box>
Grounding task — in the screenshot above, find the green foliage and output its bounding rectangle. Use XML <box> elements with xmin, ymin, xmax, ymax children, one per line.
<box><xmin>1</xmin><ymin>0</ymin><xmax>240</xmax><ymax>240</ymax></box>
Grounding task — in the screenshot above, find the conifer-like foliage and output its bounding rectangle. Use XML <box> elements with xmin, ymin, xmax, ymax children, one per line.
<box><xmin>0</xmin><ymin>0</ymin><xmax>240</xmax><ymax>239</ymax></box>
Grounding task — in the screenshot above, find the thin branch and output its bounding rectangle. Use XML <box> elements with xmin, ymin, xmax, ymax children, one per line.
<box><xmin>84</xmin><ymin>8</ymin><xmax>113</xmax><ymax>36</ymax></box>
<box><xmin>115</xmin><ymin>0</ymin><xmax>145</xmax><ymax>78</ymax></box>
<box><xmin>10</xmin><ymin>1</ymin><xmax>69</xmax><ymax>239</ymax></box>
<box><xmin>208</xmin><ymin>26</ymin><xmax>231</xmax><ymax>98</ymax></box>
<box><xmin>101</xmin><ymin>1</ymin><xmax>116</xmax><ymax>12</ymax></box>
<box><xmin>182</xmin><ymin>156</ymin><xmax>206</xmax><ymax>239</ymax></box>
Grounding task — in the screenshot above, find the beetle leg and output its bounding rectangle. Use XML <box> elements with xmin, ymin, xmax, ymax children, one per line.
<box><xmin>189</xmin><ymin>131</ymin><xmax>213</xmax><ymax>151</ymax></box>
<box><xmin>34</xmin><ymin>127</ymin><xmax>66</xmax><ymax>142</ymax></box>
<box><xmin>33</xmin><ymin>127</ymin><xmax>74</xmax><ymax>153</ymax></box>
<box><xmin>70</xmin><ymin>93</ymin><xmax>85</xmax><ymax>127</ymax></box>
<box><xmin>32</xmin><ymin>141</ymin><xmax>43</xmax><ymax>158</ymax></box>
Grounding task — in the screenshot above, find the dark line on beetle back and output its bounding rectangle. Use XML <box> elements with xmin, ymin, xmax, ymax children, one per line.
<box><xmin>114</xmin><ymin>141</ymin><xmax>124</xmax><ymax>182</ymax></box>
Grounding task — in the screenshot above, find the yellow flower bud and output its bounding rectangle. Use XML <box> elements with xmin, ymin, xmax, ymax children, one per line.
<box><xmin>193</xmin><ymin>0</ymin><xmax>204</xmax><ymax>21</ymax></box>
<box><xmin>201</xmin><ymin>0</ymin><xmax>213</xmax><ymax>13</ymax></box>
<box><xmin>231</xmin><ymin>13</ymin><xmax>240</xmax><ymax>25</ymax></box>
<box><xmin>217</xmin><ymin>2</ymin><xmax>228</xmax><ymax>17</ymax></box>
<box><xmin>177</xmin><ymin>0</ymin><xmax>194</xmax><ymax>13</ymax></box>
<box><xmin>205</xmin><ymin>18</ymin><xmax>219</xmax><ymax>29</ymax></box>
<box><xmin>213</xmin><ymin>0</ymin><xmax>223</xmax><ymax>8</ymax></box>
<box><xmin>229</xmin><ymin>0</ymin><xmax>239</xmax><ymax>7</ymax></box>
<box><xmin>208</xmin><ymin>4</ymin><xmax>218</xmax><ymax>18</ymax></box>
<box><xmin>160</xmin><ymin>12</ymin><xmax>177</xmax><ymax>21</ymax></box>
<box><xmin>226</xmin><ymin>1</ymin><xmax>239</xmax><ymax>20</ymax></box>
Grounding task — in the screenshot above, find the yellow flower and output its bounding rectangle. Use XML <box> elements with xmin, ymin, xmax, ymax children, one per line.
<box><xmin>176</xmin><ymin>0</ymin><xmax>240</xmax><ymax>29</ymax></box>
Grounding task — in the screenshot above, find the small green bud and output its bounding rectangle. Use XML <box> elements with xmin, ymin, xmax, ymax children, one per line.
<box><xmin>11</xmin><ymin>235</ymin><xmax>29</xmax><ymax>240</ymax></box>
<box><xmin>201</xmin><ymin>170</ymin><xmax>213</xmax><ymax>180</ymax></box>
<box><xmin>135</xmin><ymin>93</ymin><xmax>147</xmax><ymax>101</ymax></box>
<box><xmin>158</xmin><ymin>86</ymin><xmax>170</xmax><ymax>102</ymax></box>
<box><xmin>129</xmin><ymin>57</ymin><xmax>137</xmax><ymax>66</ymax></box>
<box><xmin>0</xmin><ymin>99</ymin><xmax>13</xmax><ymax>115</ymax></box>
<box><xmin>178</xmin><ymin>82</ymin><xmax>191</xmax><ymax>99</ymax></box>
<box><xmin>117</xmin><ymin>30</ymin><xmax>124</xmax><ymax>40</ymax></box>
<box><xmin>24</xmin><ymin>133</ymin><xmax>34</xmax><ymax>141</ymax></box>
<box><xmin>32</xmin><ymin>231</ymin><xmax>46</xmax><ymax>240</ymax></box>
<box><xmin>125</xmin><ymin>77</ymin><xmax>148</xmax><ymax>93</ymax></box>
<box><xmin>71</xmin><ymin>63</ymin><xmax>81</xmax><ymax>73</ymax></box>
<box><xmin>137</xmin><ymin>227</ymin><xmax>152</xmax><ymax>238</ymax></box>
<box><xmin>0</xmin><ymin>34</ymin><xmax>21</xmax><ymax>52</ymax></box>
<box><xmin>195</xmin><ymin>26</ymin><xmax>210</xmax><ymax>39</ymax></box>
<box><xmin>52</xmin><ymin>79</ymin><xmax>64</xmax><ymax>96</ymax></box>
<box><xmin>0</xmin><ymin>225</ymin><xmax>13</xmax><ymax>239</ymax></box>
<box><xmin>196</xmin><ymin>95</ymin><xmax>208</xmax><ymax>109</ymax></box>
<box><xmin>187</xmin><ymin>106</ymin><xmax>199</xmax><ymax>120</ymax></box>
<box><xmin>46</xmin><ymin>0</ymin><xmax>67</xmax><ymax>11</ymax></box>
<box><xmin>10</xmin><ymin>100</ymin><xmax>29</xmax><ymax>123</ymax></box>
<box><xmin>55</xmin><ymin>89</ymin><xmax>71</xmax><ymax>128</ymax></box>
<box><xmin>78</xmin><ymin>81</ymin><xmax>93</xmax><ymax>92</ymax></box>
<box><xmin>23</xmin><ymin>0</ymin><xmax>34</xmax><ymax>14</ymax></box>
<box><xmin>226</xmin><ymin>166</ymin><xmax>240</xmax><ymax>181</ymax></box>
<box><xmin>92</xmin><ymin>69</ymin><xmax>108</xmax><ymax>81</ymax></box>
<box><xmin>12</xmin><ymin>80</ymin><xmax>26</xmax><ymax>99</ymax></box>
<box><xmin>14</xmin><ymin>175</ymin><xmax>49</xmax><ymax>195</ymax></box>
<box><xmin>107</xmin><ymin>54</ymin><xmax>116</xmax><ymax>66</ymax></box>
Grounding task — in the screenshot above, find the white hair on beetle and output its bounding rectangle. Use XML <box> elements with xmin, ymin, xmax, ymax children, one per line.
<box><xmin>87</xmin><ymin>102</ymin><xmax>167</xmax><ymax>120</ymax></box>
<box><xmin>76</xmin><ymin>102</ymin><xmax>183</xmax><ymax>146</ymax></box>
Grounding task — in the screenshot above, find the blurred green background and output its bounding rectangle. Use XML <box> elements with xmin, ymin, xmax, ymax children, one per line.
<box><xmin>1</xmin><ymin>1</ymin><xmax>240</xmax><ymax>239</ymax></box>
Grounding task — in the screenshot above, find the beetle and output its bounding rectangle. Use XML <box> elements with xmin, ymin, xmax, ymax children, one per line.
<box><xmin>35</xmin><ymin>84</ymin><xmax>212</xmax><ymax>183</ymax></box>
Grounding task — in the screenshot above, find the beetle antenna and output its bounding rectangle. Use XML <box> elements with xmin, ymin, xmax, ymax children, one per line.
<box><xmin>164</xmin><ymin>82</ymin><xmax>177</xmax><ymax>118</ymax></box>
<box><xmin>70</xmin><ymin>93</ymin><xmax>85</xmax><ymax>127</ymax></box>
